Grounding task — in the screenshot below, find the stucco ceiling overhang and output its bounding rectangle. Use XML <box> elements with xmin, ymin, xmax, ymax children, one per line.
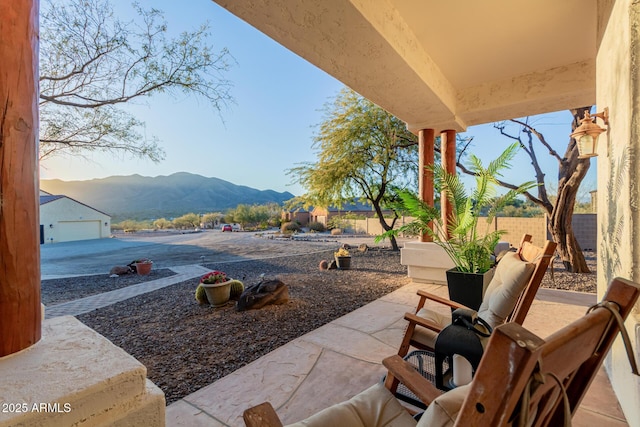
<box><xmin>212</xmin><ymin>0</ymin><xmax>597</xmax><ymax>133</ymax></box>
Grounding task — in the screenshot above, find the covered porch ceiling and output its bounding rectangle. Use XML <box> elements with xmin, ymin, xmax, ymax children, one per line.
<box><xmin>212</xmin><ymin>0</ymin><xmax>600</xmax><ymax>133</ymax></box>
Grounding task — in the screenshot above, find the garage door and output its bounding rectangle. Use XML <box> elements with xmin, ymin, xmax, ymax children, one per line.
<box><xmin>57</xmin><ymin>221</ymin><xmax>101</xmax><ymax>242</ymax></box>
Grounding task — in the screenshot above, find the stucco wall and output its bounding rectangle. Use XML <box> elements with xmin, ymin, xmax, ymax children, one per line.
<box><xmin>596</xmin><ymin>0</ymin><xmax>640</xmax><ymax>423</ymax></box>
<box><xmin>40</xmin><ymin>198</ymin><xmax>111</xmax><ymax>243</ymax></box>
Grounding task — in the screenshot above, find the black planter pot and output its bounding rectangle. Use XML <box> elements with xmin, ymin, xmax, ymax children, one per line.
<box><xmin>335</xmin><ymin>256</ymin><xmax>352</xmax><ymax>270</ymax></box>
<box><xmin>446</xmin><ymin>268</ymin><xmax>494</xmax><ymax>311</ymax></box>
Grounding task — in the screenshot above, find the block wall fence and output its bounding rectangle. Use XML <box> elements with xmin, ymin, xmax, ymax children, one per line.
<box><xmin>349</xmin><ymin>214</ymin><xmax>597</xmax><ymax>251</ymax></box>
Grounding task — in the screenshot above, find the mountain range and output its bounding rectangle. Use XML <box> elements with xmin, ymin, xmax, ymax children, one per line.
<box><xmin>40</xmin><ymin>172</ymin><xmax>295</xmax><ymax>222</ymax></box>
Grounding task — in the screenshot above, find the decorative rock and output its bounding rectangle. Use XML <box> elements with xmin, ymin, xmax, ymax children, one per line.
<box><xmin>358</xmin><ymin>243</ymin><xmax>369</xmax><ymax>252</ymax></box>
<box><xmin>236</xmin><ymin>279</ymin><xmax>289</xmax><ymax>311</ymax></box>
<box><xmin>109</xmin><ymin>265</ymin><xmax>133</xmax><ymax>276</ymax></box>
<box><xmin>318</xmin><ymin>260</ymin><xmax>329</xmax><ymax>270</ymax></box>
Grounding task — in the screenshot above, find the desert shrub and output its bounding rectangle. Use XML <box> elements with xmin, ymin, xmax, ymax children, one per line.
<box><xmin>308</xmin><ymin>221</ymin><xmax>325</xmax><ymax>232</ymax></box>
<box><xmin>331</xmin><ymin>228</ymin><xmax>343</xmax><ymax>235</ymax></box>
<box><xmin>281</xmin><ymin>221</ymin><xmax>300</xmax><ymax>233</ymax></box>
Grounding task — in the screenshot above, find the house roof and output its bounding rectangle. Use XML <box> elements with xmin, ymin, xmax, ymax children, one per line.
<box><xmin>326</xmin><ymin>201</ymin><xmax>374</xmax><ymax>212</ymax></box>
<box><xmin>39</xmin><ymin>195</ymin><xmax>64</xmax><ymax>205</ymax></box>
<box><xmin>39</xmin><ymin>194</ymin><xmax>111</xmax><ymax>218</ymax></box>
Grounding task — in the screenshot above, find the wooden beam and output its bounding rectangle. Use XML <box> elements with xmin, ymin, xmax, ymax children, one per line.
<box><xmin>440</xmin><ymin>130</ymin><xmax>456</xmax><ymax>239</ymax></box>
<box><xmin>418</xmin><ymin>129</ymin><xmax>435</xmax><ymax>242</ymax></box>
<box><xmin>0</xmin><ymin>0</ymin><xmax>42</xmax><ymax>357</ymax></box>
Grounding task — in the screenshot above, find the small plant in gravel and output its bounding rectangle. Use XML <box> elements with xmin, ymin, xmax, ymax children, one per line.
<box><xmin>308</xmin><ymin>221</ymin><xmax>325</xmax><ymax>232</ymax></box>
<box><xmin>334</xmin><ymin>247</ymin><xmax>350</xmax><ymax>257</ymax></box>
<box><xmin>229</xmin><ymin>279</ymin><xmax>245</xmax><ymax>298</ymax></box>
<box><xmin>195</xmin><ymin>284</ymin><xmax>208</xmax><ymax>305</ymax></box>
<box><xmin>195</xmin><ymin>271</ymin><xmax>245</xmax><ymax>306</ymax></box>
<box><xmin>281</xmin><ymin>221</ymin><xmax>300</xmax><ymax>234</ymax></box>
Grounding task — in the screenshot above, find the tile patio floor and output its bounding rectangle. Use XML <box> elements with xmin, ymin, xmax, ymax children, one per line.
<box><xmin>165</xmin><ymin>281</ymin><xmax>629</xmax><ymax>427</ymax></box>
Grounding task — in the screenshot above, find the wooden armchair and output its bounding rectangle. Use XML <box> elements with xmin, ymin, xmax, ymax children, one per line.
<box><xmin>398</xmin><ymin>234</ymin><xmax>557</xmax><ymax>358</ymax></box>
<box><xmin>244</xmin><ymin>277</ymin><xmax>640</xmax><ymax>427</ymax></box>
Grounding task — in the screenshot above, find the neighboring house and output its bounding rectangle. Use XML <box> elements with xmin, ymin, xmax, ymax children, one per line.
<box><xmin>281</xmin><ymin>208</ymin><xmax>311</xmax><ymax>226</ymax></box>
<box><xmin>39</xmin><ymin>190</ymin><xmax>111</xmax><ymax>244</ymax></box>
<box><xmin>310</xmin><ymin>201</ymin><xmax>388</xmax><ymax>227</ymax></box>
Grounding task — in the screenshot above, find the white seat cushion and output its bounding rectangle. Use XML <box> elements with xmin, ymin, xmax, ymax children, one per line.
<box><xmin>416</xmin><ymin>384</ymin><xmax>471</xmax><ymax>427</ymax></box>
<box><xmin>477</xmin><ymin>252</ymin><xmax>535</xmax><ymax>327</ymax></box>
<box><xmin>411</xmin><ymin>308</ymin><xmax>452</xmax><ymax>349</ymax></box>
<box><xmin>286</xmin><ymin>383</ymin><xmax>417</xmax><ymax>427</ymax></box>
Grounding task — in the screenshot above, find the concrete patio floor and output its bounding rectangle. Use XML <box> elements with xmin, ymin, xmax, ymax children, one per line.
<box><xmin>165</xmin><ymin>281</ymin><xmax>629</xmax><ymax>427</ymax></box>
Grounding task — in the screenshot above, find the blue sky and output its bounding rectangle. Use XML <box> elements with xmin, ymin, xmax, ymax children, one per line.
<box><xmin>39</xmin><ymin>0</ymin><xmax>597</xmax><ymax>198</ymax></box>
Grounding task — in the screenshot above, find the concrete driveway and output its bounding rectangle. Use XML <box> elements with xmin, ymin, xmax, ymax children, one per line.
<box><xmin>40</xmin><ymin>230</ymin><xmax>390</xmax><ymax>278</ymax></box>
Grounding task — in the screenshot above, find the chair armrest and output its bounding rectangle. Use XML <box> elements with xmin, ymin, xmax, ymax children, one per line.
<box><xmin>243</xmin><ymin>402</ymin><xmax>284</xmax><ymax>427</ymax></box>
<box><xmin>404</xmin><ymin>312</ymin><xmax>445</xmax><ymax>333</ymax></box>
<box><xmin>383</xmin><ymin>355</ymin><xmax>443</xmax><ymax>405</ymax></box>
<box><xmin>416</xmin><ymin>289</ymin><xmax>470</xmax><ymax>310</ymax></box>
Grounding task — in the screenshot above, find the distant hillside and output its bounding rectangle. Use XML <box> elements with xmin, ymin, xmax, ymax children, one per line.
<box><xmin>40</xmin><ymin>172</ymin><xmax>295</xmax><ymax>221</ymax></box>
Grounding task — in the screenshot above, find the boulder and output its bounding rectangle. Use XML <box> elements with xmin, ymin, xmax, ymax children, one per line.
<box><xmin>110</xmin><ymin>265</ymin><xmax>133</xmax><ymax>276</ymax></box>
<box><xmin>236</xmin><ymin>279</ymin><xmax>289</xmax><ymax>311</ymax></box>
<box><xmin>319</xmin><ymin>260</ymin><xmax>329</xmax><ymax>270</ymax></box>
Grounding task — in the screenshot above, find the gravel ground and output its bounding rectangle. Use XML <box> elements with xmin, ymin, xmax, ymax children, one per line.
<box><xmin>76</xmin><ymin>248</ymin><xmax>409</xmax><ymax>404</ymax></box>
<box><xmin>540</xmin><ymin>251</ymin><xmax>597</xmax><ymax>293</ymax></box>
<box><xmin>44</xmin><ymin>245</ymin><xmax>596</xmax><ymax>405</ymax></box>
<box><xmin>41</xmin><ymin>269</ymin><xmax>177</xmax><ymax>305</ymax></box>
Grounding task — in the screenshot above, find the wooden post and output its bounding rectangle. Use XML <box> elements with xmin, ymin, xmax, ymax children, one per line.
<box><xmin>418</xmin><ymin>129</ymin><xmax>435</xmax><ymax>242</ymax></box>
<box><xmin>441</xmin><ymin>130</ymin><xmax>456</xmax><ymax>239</ymax></box>
<box><xmin>0</xmin><ymin>0</ymin><xmax>42</xmax><ymax>357</ymax></box>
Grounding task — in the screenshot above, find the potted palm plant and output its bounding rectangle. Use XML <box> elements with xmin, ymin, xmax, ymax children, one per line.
<box><xmin>379</xmin><ymin>143</ymin><xmax>535</xmax><ymax>309</ymax></box>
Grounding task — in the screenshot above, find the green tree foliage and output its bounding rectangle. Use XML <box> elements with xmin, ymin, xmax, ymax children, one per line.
<box><xmin>112</xmin><ymin>219</ymin><xmax>152</xmax><ymax>231</ymax></box>
<box><xmin>172</xmin><ymin>213</ymin><xmax>201</xmax><ymax>229</ymax></box>
<box><xmin>202</xmin><ymin>212</ymin><xmax>223</xmax><ymax>229</ymax></box>
<box><xmin>225</xmin><ymin>203</ymin><xmax>281</xmax><ymax>229</ymax></box>
<box><xmin>288</xmin><ymin>88</ymin><xmax>418</xmax><ymax>250</ymax></box>
<box><xmin>39</xmin><ymin>0</ymin><xmax>233</xmax><ymax>161</ymax></box>
<box><xmin>153</xmin><ymin>218</ymin><xmax>173</xmax><ymax>229</ymax></box>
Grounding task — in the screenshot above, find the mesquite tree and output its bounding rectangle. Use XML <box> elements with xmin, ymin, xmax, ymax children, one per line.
<box><xmin>288</xmin><ymin>88</ymin><xmax>418</xmax><ymax>250</ymax></box>
<box><xmin>39</xmin><ymin>0</ymin><xmax>234</xmax><ymax>161</ymax></box>
<box><xmin>476</xmin><ymin>107</ymin><xmax>593</xmax><ymax>273</ymax></box>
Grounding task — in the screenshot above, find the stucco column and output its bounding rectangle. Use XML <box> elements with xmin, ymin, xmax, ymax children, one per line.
<box><xmin>418</xmin><ymin>129</ymin><xmax>435</xmax><ymax>242</ymax></box>
<box><xmin>0</xmin><ymin>0</ymin><xmax>41</xmax><ymax>357</ymax></box>
<box><xmin>441</xmin><ymin>130</ymin><xmax>456</xmax><ymax>239</ymax></box>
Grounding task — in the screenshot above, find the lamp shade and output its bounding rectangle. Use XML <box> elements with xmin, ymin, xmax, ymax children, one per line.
<box><xmin>575</xmin><ymin>134</ymin><xmax>598</xmax><ymax>158</ymax></box>
<box><xmin>570</xmin><ymin>111</ymin><xmax>607</xmax><ymax>158</ymax></box>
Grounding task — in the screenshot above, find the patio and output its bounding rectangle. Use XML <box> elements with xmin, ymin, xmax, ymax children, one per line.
<box><xmin>165</xmin><ymin>281</ymin><xmax>628</xmax><ymax>426</ymax></box>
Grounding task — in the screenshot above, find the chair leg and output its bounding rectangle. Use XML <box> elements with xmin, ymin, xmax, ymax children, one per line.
<box><xmin>398</xmin><ymin>322</ymin><xmax>417</xmax><ymax>357</ymax></box>
<box><xmin>384</xmin><ymin>371</ymin><xmax>401</xmax><ymax>395</ymax></box>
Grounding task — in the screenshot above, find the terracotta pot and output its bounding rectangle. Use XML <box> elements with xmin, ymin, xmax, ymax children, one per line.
<box><xmin>200</xmin><ymin>280</ymin><xmax>232</xmax><ymax>307</ymax></box>
<box><xmin>135</xmin><ymin>262</ymin><xmax>153</xmax><ymax>275</ymax></box>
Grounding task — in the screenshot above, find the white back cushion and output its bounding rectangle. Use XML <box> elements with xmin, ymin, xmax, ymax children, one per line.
<box><xmin>477</xmin><ymin>252</ymin><xmax>535</xmax><ymax>327</ymax></box>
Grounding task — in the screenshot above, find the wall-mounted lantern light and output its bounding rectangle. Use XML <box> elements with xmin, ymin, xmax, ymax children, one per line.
<box><xmin>49</xmin><ymin>224</ymin><xmax>53</xmax><ymax>228</ymax></box>
<box><xmin>104</xmin><ymin>222</ymin><xmax>109</xmax><ymax>227</ymax></box>
<box><xmin>570</xmin><ymin>107</ymin><xmax>609</xmax><ymax>158</ymax></box>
